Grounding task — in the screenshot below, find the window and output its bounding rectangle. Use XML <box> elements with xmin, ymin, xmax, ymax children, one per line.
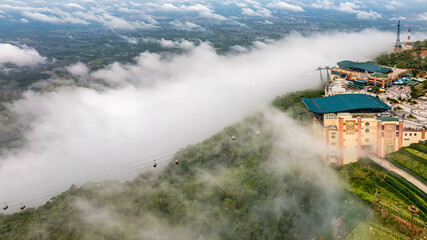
<box><xmin>405</xmin><ymin>133</ymin><xmax>407</xmax><ymax>136</ymax></box>
<box><xmin>365</xmin><ymin>138</ymin><xmax>370</xmax><ymax>142</ymax></box>
<box><xmin>414</xmin><ymin>133</ymin><xmax>417</xmax><ymax>136</ymax></box>
<box><xmin>365</xmin><ymin>122</ymin><xmax>370</xmax><ymax>127</ymax></box>
<box><xmin>365</xmin><ymin>129</ymin><xmax>370</xmax><ymax>133</ymax></box>
<box><xmin>331</xmin><ymin>135</ymin><xmax>336</xmax><ymax>139</ymax></box>
<box><xmin>410</xmin><ymin>133</ymin><xmax>412</xmax><ymax>136</ymax></box>
<box><xmin>331</xmin><ymin>142</ymin><xmax>336</xmax><ymax>145</ymax></box>
<box><xmin>404</xmin><ymin>138</ymin><xmax>409</xmax><ymax>141</ymax></box>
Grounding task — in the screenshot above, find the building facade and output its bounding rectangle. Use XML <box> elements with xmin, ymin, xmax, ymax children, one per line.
<box><xmin>303</xmin><ymin>94</ymin><xmax>425</xmax><ymax>165</ymax></box>
<box><xmin>315</xmin><ymin>113</ymin><xmax>426</xmax><ymax>165</ymax></box>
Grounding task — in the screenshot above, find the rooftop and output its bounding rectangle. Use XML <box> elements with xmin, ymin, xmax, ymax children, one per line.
<box><xmin>302</xmin><ymin>94</ymin><xmax>391</xmax><ymax>114</ymax></box>
<box><xmin>337</xmin><ymin>60</ymin><xmax>392</xmax><ymax>74</ymax></box>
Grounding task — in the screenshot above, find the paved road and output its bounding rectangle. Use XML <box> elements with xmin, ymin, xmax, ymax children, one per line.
<box><xmin>367</xmin><ymin>153</ymin><xmax>427</xmax><ymax>194</ymax></box>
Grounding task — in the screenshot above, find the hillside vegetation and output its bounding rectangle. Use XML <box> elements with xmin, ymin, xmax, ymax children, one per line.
<box><xmin>1</xmin><ymin>88</ymin><xmax>426</xmax><ymax>240</ymax></box>
<box><xmin>375</xmin><ymin>40</ymin><xmax>427</xmax><ymax>75</ymax></box>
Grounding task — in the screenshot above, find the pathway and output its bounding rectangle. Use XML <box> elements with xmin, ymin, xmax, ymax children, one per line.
<box><xmin>367</xmin><ymin>153</ymin><xmax>427</xmax><ymax>194</ymax></box>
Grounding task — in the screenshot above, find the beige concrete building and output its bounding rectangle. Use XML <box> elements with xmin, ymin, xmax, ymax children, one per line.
<box><xmin>303</xmin><ymin>94</ymin><xmax>426</xmax><ymax>165</ymax></box>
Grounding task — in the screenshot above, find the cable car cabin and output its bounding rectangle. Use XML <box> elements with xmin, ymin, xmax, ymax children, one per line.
<box><xmin>231</xmin><ymin>136</ymin><xmax>236</xmax><ymax>141</ymax></box>
<box><xmin>175</xmin><ymin>159</ymin><xmax>179</xmax><ymax>165</ymax></box>
<box><xmin>153</xmin><ymin>161</ymin><xmax>157</xmax><ymax>168</ymax></box>
<box><xmin>379</xmin><ymin>88</ymin><xmax>386</xmax><ymax>93</ymax></box>
<box><xmin>3</xmin><ymin>204</ymin><xmax>8</xmax><ymax>210</ymax></box>
<box><xmin>20</xmin><ymin>204</ymin><xmax>25</xmax><ymax>210</ymax></box>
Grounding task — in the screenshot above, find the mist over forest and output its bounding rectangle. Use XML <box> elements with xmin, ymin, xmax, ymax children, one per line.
<box><xmin>0</xmin><ymin>0</ymin><xmax>426</xmax><ymax>237</ymax></box>
<box><xmin>0</xmin><ymin>30</ymin><xmax>396</xmax><ymax>209</ymax></box>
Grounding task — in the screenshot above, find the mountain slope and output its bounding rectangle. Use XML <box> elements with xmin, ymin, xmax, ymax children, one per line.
<box><xmin>0</xmin><ymin>98</ymin><xmax>368</xmax><ymax>239</ymax></box>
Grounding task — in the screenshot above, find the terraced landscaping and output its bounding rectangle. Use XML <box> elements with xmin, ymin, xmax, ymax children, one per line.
<box><xmin>336</xmin><ymin>159</ymin><xmax>427</xmax><ymax>238</ymax></box>
<box><xmin>387</xmin><ymin>145</ymin><xmax>427</xmax><ymax>185</ymax></box>
<box><xmin>404</xmin><ymin>148</ymin><xmax>427</xmax><ymax>162</ymax></box>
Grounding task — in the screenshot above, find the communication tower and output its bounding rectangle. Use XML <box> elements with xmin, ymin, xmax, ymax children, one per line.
<box><xmin>394</xmin><ymin>20</ymin><xmax>402</xmax><ymax>51</ymax></box>
<box><xmin>407</xmin><ymin>28</ymin><xmax>411</xmax><ymax>46</ymax></box>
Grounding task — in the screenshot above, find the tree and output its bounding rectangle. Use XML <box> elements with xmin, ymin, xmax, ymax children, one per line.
<box><xmin>371</xmin><ymin>86</ymin><xmax>380</xmax><ymax>93</ymax></box>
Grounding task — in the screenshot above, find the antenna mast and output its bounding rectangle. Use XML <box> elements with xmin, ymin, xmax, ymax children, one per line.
<box><xmin>394</xmin><ymin>20</ymin><xmax>402</xmax><ymax>51</ymax></box>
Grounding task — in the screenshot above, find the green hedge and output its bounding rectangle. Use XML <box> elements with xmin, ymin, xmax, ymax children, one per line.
<box><xmin>401</xmin><ymin>148</ymin><xmax>427</xmax><ymax>165</ymax></box>
<box><xmin>383</xmin><ymin>176</ymin><xmax>427</xmax><ymax>221</ymax></box>
<box><xmin>386</xmin><ymin>155</ymin><xmax>427</xmax><ymax>185</ymax></box>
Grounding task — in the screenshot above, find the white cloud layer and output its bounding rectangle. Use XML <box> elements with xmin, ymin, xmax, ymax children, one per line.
<box><xmin>169</xmin><ymin>20</ymin><xmax>205</xmax><ymax>31</ymax></box>
<box><xmin>416</xmin><ymin>12</ymin><xmax>427</xmax><ymax>21</ymax></box>
<box><xmin>267</xmin><ymin>1</ymin><xmax>304</xmax><ymax>12</ymax></box>
<box><xmin>0</xmin><ymin>43</ymin><xmax>46</xmax><ymax>68</ymax></box>
<box><xmin>66</xmin><ymin>62</ymin><xmax>90</xmax><ymax>77</ymax></box>
<box><xmin>311</xmin><ymin>1</ymin><xmax>382</xmax><ymax>20</ymax></box>
<box><xmin>0</xmin><ymin>30</ymin><xmax>395</xmax><ymax>210</ymax></box>
<box><xmin>147</xmin><ymin>2</ymin><xmax>227</xmax><ymax>20</ymax></box>
<box><xmin>242</xmin><ymin>7</ymin><xmax>272</xmax><ymax>17</ymax></box>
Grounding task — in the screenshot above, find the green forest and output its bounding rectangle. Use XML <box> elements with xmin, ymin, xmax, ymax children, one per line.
<box><xmin>0</xmin><ymin>89</ymin><xmax>426</xmax><ymax>239</ymax></box>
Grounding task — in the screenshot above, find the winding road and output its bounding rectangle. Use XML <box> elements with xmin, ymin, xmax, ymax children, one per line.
<box><xmin>367</xmin><ymin>153</ymin><xmax>427</xmax><ymax>194</ymax></box>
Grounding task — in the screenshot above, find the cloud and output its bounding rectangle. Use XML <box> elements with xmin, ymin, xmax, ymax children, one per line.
<box><xmin>0</xmin><ymin>3</ymin><xmax>156</xmax><ymax>29</ymax></box>
<box><xmin>336</xmin><ymin>2</ymin><xmax>360</xmax><ymax>13</ymax></box>
<box><xmin>120</xmin><ymin>35</ymin><xmax>139</xmax><ymax>44</ymax></box>
<box><xmin>138</xmin><ymin>38</ymin><xmax>197</xmax><ymax>51</ymax></box>
<box><xmin>147</xmin><ymin>3</ymin><xmax>227</xmax><ymax>21</ymax></box>
<box><xmin>356</xmin><ymin>10</ymin><xmax>381</xmax><ymax>20</ymax></box>
<box><xmin>267</xmin><ymin>1</ymin><xmax>304</xmax><ymax>12</ymax></box>
<box><xmin>1</xmin><ymin>4</ymin><xmax>90</xmax><ymax>25</ymax></box>
<box><xmin>19</xmin><ymin>18</ymin><xmax>28</xmax><ymax>23</ymax></box>
<box><xmin>64</xmin><ymin>3</ymin><xmax>85</xmax><ymax>10</ymax></box>
<box><xmin>66</xmin><ymin>62</ymin><xmax>90</xmax><ymax>77</ymax></box>
<box><xmin>22</xmin><ymin>11</ymin><xmax>61</xmax><ymax>23</ymax></box>
<box><xmin>170</xmin><ymin>20</ymin><xmax>205</xmax><ymax>31</ymax></box>
<box><xmin>0</xmin><ymin>43</ymin><xmax>46</xmax><ymax>68</ymax></box>
<box><xmin>159</xmin><ymin>38</ymin><xmax>195</xmax><ymax>49</ymax></box>
<box><xmin>241</xmin><ymin>7</ymin><xmax>272</xmax><ymax>17</ymax></box>
<box><xmin>311</xmin><ymin>0</ymin><xmax>334</xmax><ymax>9</ymax></box>
<box><xmin>310</xmin><ymin>1</ymin><xmax>381</xmax><ymax>19</ymax></box>
<box><xmin>117</xmin><ymin>7</ymin><xmax>140</xmax><ymax>13</ymax></box>
<box><xmin>73</xmin><ymin>11</ymin><xmax>156</xmax><ymax>30</ymax></box>
<box><xmin>336</xmin><ymin>2</ymin><xmax>381</xmax><ymax>20</ymax></box>
<box><xmin>0</xmin><ymin>30</ymin><xmax>395</xmax><ymax>209</ymax></box>
<box><xmin>416</xmin><ymin>12</ymin><xmax>427</xmax><ymax>21</ymax></box>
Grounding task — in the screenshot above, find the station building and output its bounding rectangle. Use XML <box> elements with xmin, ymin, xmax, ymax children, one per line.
<box><xmin>331</xmin><ymin>61</ymin><xmax>408</xmax><ymax>88</ymax></box>
<box><xmin>303</xmin><ymin>94</ymin><xmax>426</xmax><ymax>165</ymax></box>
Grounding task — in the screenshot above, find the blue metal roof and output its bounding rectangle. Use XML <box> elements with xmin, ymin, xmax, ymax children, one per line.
<box><xmin>302</xmin><ymin>94</ymin><xmax>391</xmax><ymax>114</ymax></box>
<box><xmin>338</xmin><ymin>60</ymin><xmax>392</xmax><ymax>74</ymax></box>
